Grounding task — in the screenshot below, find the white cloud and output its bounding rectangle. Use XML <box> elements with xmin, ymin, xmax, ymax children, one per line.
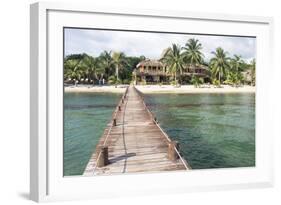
<box><xmin>64</xmin><ymin>28</ymin><xmax>256</xmax><ymax>62</ymax></box>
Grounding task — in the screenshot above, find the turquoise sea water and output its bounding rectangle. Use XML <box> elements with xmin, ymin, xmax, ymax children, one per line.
<box><xmin>63</xmin><ymin>92</ymin><xmax>255</xmax><ymax>176</ymax></box>
<box><xmin>63</xmin><ymin>92</ymin><xmax>121</xmax><ymax>176</ymax></box>
<box><xmin>145</xmin><ymin>93</ymin><xmax>255</xmax><ymax>169</ymax></box>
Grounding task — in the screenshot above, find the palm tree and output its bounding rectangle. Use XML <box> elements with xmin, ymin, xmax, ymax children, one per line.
<box><xmin>112</xmin><ymin>51</ymin><xmax>127</xmax><ymax>81</ymax></box>
<box><xmin>80</xmin><ymin>55</ymin><xmax>99</xmax><ymax>84</ymax></box>
<box><xmin>99</xmin><ymin>51</ymin><xmax>114</xmax><ymax>79</ymax></box>
<box><xmin>182</xmin><ymin>38</ymin><xmax>204</xmax><ymax>68</ymax></box>
<box><xmin>191</xmin><ymin>74</ymin><xmax>204</xmax><ymax>88</ymax></box>
<box><xmin>250</xmin><ymin>58</ymin><xmax>256</xmax><ymax>86</ymax></box>
<box><xmin>64</xmin><ymin>59</ymin><xmax>83</xmax><ymax>85</ymax></box>
<box><xmin>161</xmin><ymin>44</ymin><xmax>184</xmax><ymax>84</ymax></box>
<box><xmin>227</xmin><ymin>55</ymin><xmax>244</xmax><ymax>86</ymax></box>
<box><xmin>231</xmin><ymin>55</ymin><xmax>244</xmax><ymax>73</ymax></box>
<box><xmin>209</xmin><ymin>47</ymin><xmax>230</xmax><ymax>84</ymax></box>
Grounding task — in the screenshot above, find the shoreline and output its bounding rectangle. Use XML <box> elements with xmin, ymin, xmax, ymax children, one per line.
<box><xmin>64</xmin><ymin>85</ymin><xmax>126</xmax><ymax>93</ymax></box>
<box><xmin>64</xmin><ymin>84</ymin><xmax>256</xmax><ymax>94</ymax></box>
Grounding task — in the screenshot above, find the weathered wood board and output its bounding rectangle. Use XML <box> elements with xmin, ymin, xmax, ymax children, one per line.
<box><xmin>83</xmin><ymin>85</ymin><xmax>190</xmax><ymax>176</ymax></box>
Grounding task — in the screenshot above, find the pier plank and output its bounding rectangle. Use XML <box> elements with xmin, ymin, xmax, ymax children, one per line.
<box><xmin>83</xmin><ymin>85</ymin><xmax>190</xmax><ymax>176</ymax></box>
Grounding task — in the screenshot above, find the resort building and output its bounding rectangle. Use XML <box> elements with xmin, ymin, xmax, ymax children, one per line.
<box><xmin>242</xmin><ymin>69</ymin><xmax>255</xmax><ymax>85</ymax></box>
<box><xmin>133</xmin><ymin>59</ymin><xmax>210</xmax><ymax>84</ymax></box>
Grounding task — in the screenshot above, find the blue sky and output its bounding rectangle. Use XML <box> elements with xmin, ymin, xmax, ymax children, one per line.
<box><xmin>64</xmin><ymin>28</ymin><xmax>256</xmax><ymax>63</ymax></box>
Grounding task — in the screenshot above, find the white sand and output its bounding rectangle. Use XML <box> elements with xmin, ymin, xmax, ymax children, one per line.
<box><xmin>64</xmin><ymin>84</ymin><xmax>255</xmax><ymax>94</ymax></box>
<box><xmin>64</xmin><ymin>85</ymin><xmax>127</xmax><ymax>93</ymax></box>
<box><xmin>135</xmin><ymin>85</ymin><xmax>256</xmax><ymax>94</ymax></box>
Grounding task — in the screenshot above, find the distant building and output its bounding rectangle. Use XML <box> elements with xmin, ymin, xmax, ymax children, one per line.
<box><xmin>133</xmin><ymin>59</ymin><xmax>210</xmax><ymax>84</ymax></box>
<box><xmin>242</xmin><ymin>69</ymin><xmax>254</xmax><ymax>85</ymax></box>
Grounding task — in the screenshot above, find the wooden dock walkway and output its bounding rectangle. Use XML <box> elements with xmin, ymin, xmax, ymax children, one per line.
<box><xmin>83</xmin><ymin>85</ymin><xmax>190</xmax><ymax>176</ymax></box>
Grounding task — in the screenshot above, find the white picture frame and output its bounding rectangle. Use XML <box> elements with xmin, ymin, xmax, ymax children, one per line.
<box><xmin>30</xmin><ymin>2</ymin><xmax>274</xmax><ymax>202</ymax></box>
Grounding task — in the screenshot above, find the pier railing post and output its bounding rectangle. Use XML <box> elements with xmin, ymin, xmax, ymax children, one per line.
<box><xmin>113</xmin><ymin>118</ymin><xmax>117</xmax><ymax>126</ymax></box>
<box><xmin>153</xmin><ymin>116</ymin><xmax>157</xmax><ymax>124</ymax></box>
<box><xmin>97</xmin><ymin>146</ymin><xmax>109</xmax><ymax>167</ymax></box>
<box><xmin>168</xmin><ymin>141</ymin><xmax>179</xmax><ymax>161</ymax></box>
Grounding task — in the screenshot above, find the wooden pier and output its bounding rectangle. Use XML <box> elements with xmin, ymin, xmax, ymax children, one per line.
<box><xmin>83</xmin><ymin>85</ymin><xmax>190</xmax><ymax>176</ymax></box>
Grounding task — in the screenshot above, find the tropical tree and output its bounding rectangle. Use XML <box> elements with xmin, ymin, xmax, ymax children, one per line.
<box><xmin>64</xmin><ymin>59</ymin><xmax>83</xmax><ymax>85</ymax></box>
<box><xmin>79</xmin><ymin>54</ymin><xmax>100</xmax><ymax>84</ymax></box>
<box><xmin>99</xmin><ymin>51</ymin><xmax>114</xmax><ymax>79</ymax></box>
<box><xmin>161</xmin><ymin>44</ymin><xmax>184</xmax><ymax>85</ymax></box>
<box><xmin>191</xmin><ymin>74</ymin><xmax>204</xmax><ymax>88</ymax></box>
<box><xmin>182</xmin><ymin>38</ymin><xmax>204</xmax><ymax>67</ymax></box>
<box><xmin>225</xmin><ymin>72</ymin><xmax>240</xmax><ymax>86</ymax></box>
<box><xmin>250</xmin><ymin>58</ymin><xmax>256</xmax><ymax>86</ymax></box>
<box><xmin>139</xmin><ymin>55</ymin><xmax>146</xmax><ymax>61</ymax></box>
<box><xmin>108</xmin><ymin>75</ymin><xmax>122</xmax><ymax>85</ymax></box>
<box><xmin>112</xmin><ymin>52</ymin><xmax>127</xmax><ymax>81</ymax></box>
<box><xmin>225</xmin><ymin>55</ymin><xmax>245</xmax><ymax>86</ymax></box>
<box><xmin>231</xmin><ymin>55</ymin><xmax>243</xmax><ymax>72</ymax></box>
<box><xmin>209</xmin><ymin>47</ymin><xmax>230</xmax><ymax>84</ymax></box>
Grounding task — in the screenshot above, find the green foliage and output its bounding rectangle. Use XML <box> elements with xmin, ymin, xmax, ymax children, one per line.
<box><xmin>191</xmin><ymin>75</ymin><xmax>204</xmax><ymax>88</ymax></box>
<box><xmin>212</xmin><ymin>79</ymin><xmax>221</xmax><ymax>87</ymax></box>
<box><xmin>108</xmin><ymin>75</ymin><xmax>121</xmax><ymax>85</ymax></box>
<box><xmin>250</xmin><ymin>59</ymin><xmax>256</xmax><ymax>86</ymax></box>
<box><xmin>182</xmin><ymin>38</ymin><xmax>204</xmax><ymax>66</ymax></box>
<box><xmin>64</xmin><ymin>51</ymin><xmax>144</xmax><ymax>85</ymax></box>
<box><xmin>209</xmin><ymin>47</ymin><xmax>230</xmax><ymax>83</ymax></box>
<box><xmin>112</xmin><ymin>52</ymin><xmax>127</xmax><ymax>81</ymax></box>
<box><xmin>63</xmin><ymin>40</ymin><xmax>255</xmax><ymax>87</ymax></box>
<box><xmin>161</xmin><ymin>44</ymin><xmax>184</xmax><ymax>84</ymax></box>
<box><xmin>64</xmin><ymin>59</ymin><xmax>83</xmax><ymax>83</ymax></box>
<box><xmin>65</xmin><ymin>53</ymin><xmax>85</xmax><ymax>61</ymax></box>
<box><xmin>209</xmin><ymin>50</ymin><xmax>253</xmax><ymax>87</ymax></box>
<box><xmin>122</xmin><ymin>79</ymin><xmax>130</xmax><ymax>84</ymax></box>
<box><xmin>170</xmin><ymin>80</ymin><xmax>178</xmax><ymax>86</ymax></box>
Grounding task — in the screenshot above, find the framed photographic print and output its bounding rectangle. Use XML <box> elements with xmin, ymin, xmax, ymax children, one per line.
<box><xmin>30</xmin><ymin>2</ymin><xmax>274</xmax><ymax>202</ymax></box>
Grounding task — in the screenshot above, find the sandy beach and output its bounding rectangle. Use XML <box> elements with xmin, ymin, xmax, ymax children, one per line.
<box><xmin>135</xmin><ymin>85</ymin><xmax>255</xmax><ymax>94</ymax></box>
<box><xmin>64</xmin><ymin>85</ymin><xmax>127</xmax><ymax>93</ymax></box>
<box><xmin>64</xmin><ymin>84</ymin><xmax>255</xmax><ymax>94</ymax></box>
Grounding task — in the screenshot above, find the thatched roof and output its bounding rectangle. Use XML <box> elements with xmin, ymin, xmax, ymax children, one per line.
<box><xmin>183</xmin><ymin>64</ymin><xmax>209</xmax><ymax>70</ymax></box>
<box><xmin>136</xmin><ymin>59</ymin><xmax>164</xmax><ymax>68</ymax></box>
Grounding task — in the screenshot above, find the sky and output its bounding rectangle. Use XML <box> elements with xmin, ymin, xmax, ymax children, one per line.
<box><xmin>64</xmin><ymin>28</ymin><xmax>256</xmax><ymax>63</ymax></box>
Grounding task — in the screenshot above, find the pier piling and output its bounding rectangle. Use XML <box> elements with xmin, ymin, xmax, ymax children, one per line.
<box><xmin>83</xmin><ymin>85</ymin><xmax>189</xmax><ymax>176</ymax></box>
<box><xmin>97</xmin><ymin>146</ymin><xmax>109</xmax><ymax>167</ymax></box>
<box><xmin>168</xmin><ymin>141</ymin><xmax>180</xmax><ymax>161</ymax></box>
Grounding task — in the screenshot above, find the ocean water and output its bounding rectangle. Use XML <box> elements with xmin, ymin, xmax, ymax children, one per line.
<box><xmin>63</xmin><ymin>92</ymin><xmax>121</xmax><ymax>176</ymax></box>
<box><xmin>63</xmin><ymin>92</ymin><xmax>255</xmax><ymax>176</ymax></box>
<box><xmin>144</xmin><ymin>93</ymin><xmax>255</xmax><ymax>169</ymax></box>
